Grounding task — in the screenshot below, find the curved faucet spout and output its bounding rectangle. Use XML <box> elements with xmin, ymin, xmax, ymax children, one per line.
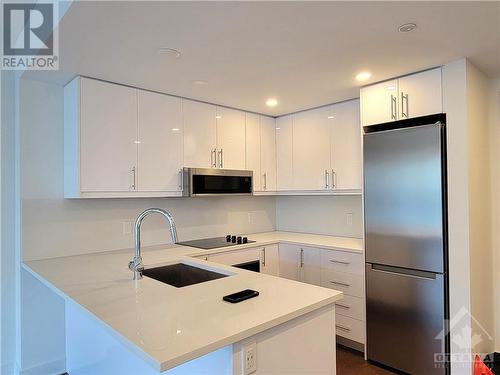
<box><xmin>129</xmin><ymin>208</ymin><xmax>178</xmax><ymax>280</ymax></box>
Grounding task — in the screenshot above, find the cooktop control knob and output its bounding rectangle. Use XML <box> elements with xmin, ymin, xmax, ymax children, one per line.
<box><xmin>237</xmin><ymin>236</ymin><xmax>242</xmax><ymax>244</ymax></box>
<box><xmin>226</xmin><ymin>235</ymin><xmax>231</xmax><ymax>242</ymax></box>
<box><xmin>231</xmin><ymin>235</ymin><xmax>237</xmax><ymax>243</ymax></box>
<box><xmin>242</xmin><ymin>237</ymin><xmax>248</xmax><ymax>243</ymax></box>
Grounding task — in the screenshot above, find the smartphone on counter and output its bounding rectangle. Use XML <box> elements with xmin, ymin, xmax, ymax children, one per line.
<box><xmin>223</xmin><ymin>289</ymin><xmax>259</xmax><ymax>303</ymax></box>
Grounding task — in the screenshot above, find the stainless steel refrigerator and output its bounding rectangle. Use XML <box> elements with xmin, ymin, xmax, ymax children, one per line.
<box><xmin>364</xmin><ymin>114</ymin><xmax>449</xmax><ymax>375</ymax></box>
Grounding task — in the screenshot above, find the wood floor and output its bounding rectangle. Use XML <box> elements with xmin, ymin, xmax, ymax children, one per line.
<box><xmin>337</xmin><ymin>345</ymin><xmax>397</xmax><ymax>375</ymax></box>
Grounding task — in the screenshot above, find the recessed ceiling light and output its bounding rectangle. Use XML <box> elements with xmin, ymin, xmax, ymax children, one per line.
<box><xmin>266</xmin><ymin>98</ymin><xmax>278</xmax><ymax>107</ymax></box>
<box><xmin>158</xmin><ymin>47</ymin><xmax>181</xmax><ymax>58</ymax></box>
<box><xmin>398</xmin><ymin>23</ymin><xmax>417</xmax><ymax>33</ymax></box>
<box><xmin>215</xmin><ymin>115</ymin><xmax>222</xmax><ymax>119</ymax></box>
<box><xmin>134</xmin><ymin>140</ymin><xmax>141</xmax><ymax>144</ymax></box>
<box><xmin>327</xmin><ymin>115</ymin><xmax>335</xmax><ymax>119</ymax></box>
<box><xmin>275</xmin><ymin>127</ymin><xmax>281</xmax><ymax>130</ymax></box>
<box><xmin>355</xmin><ymin>71</ymin><xmax>372</xmax><ymax>82</ymax></box>
<box><xmin>171</xmin><ymin>128</ymin><xmax>180</xmax><ymax>132</ymax></box>
<box><xmin>192</xmin><ymin>80</ymin><xmax>208</xmax><ymax>86</ymax></box>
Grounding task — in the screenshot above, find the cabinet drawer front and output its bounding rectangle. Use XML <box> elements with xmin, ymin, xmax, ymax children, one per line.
<box><xmin>321</xmin><ymin>269</ymin><xmax>364</xmax><ymax>298</ymax></box>
<box><xmin>335</xmin><ymin>314</ymin><xmax>365</xmax><ymax>344</ymax></box>
<box><xmin>335</xmin><ymin>295</ymin><xmax>364</xmax><ymax>321</ymax></box>
<box><xmin>208</xmin><ymin>248</ymin><xmax>261</xmax><ymax>266</ymax></box>
<box><xmin>321</xmin><ymin>250</ymin><xmax>364</xmax><ymax>275</ymax></box>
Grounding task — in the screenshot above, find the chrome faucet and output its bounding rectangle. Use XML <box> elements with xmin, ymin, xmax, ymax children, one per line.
<box><xmin>129</xmin><ymin>208</ymin><xmax>178</xmax><ymax>280</ymax></box>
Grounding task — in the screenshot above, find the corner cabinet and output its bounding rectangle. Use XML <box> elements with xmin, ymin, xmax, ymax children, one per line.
<box><xmin>361</xmin><ymin>67</ymin><xmax>442</xmax><ymax>126</ymax></box>
<box><xmin>275</xmin><ymin>99</ymin><xmax>362</xmax><ymax>193</ymax></box>
<box><xmin>245</xmin><ymin>114</ymin><xmax>277</xmax><ymax>193</ymax></box>
<box><xmin>64</xmin><ymin>77</ymin><xmax>183</xmax><ymax>198</ymax></box>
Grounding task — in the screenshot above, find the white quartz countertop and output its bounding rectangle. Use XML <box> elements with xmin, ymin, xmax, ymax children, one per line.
<box><xmin>23</xmin><ymin>231</ymin><xmax>356</xmax><ymax>372</ymax></box>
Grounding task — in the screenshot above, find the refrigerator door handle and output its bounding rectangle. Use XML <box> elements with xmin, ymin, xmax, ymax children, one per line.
<box><xmin>370</xmin><ymin>263</ymin><xmax>437</xmax><ymax>280</ymax></box>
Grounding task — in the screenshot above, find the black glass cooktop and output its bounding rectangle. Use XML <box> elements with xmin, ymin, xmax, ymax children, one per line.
<box><xmin>177</xmin><ymin>236</ymin><xmax>255</xmax><ymax>250</ymax></box>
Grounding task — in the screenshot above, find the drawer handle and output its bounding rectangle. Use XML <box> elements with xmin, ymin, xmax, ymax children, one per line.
<box><xmin>336</xmin><ymin>303</ymin><xmax>351</xmax><ymax>309</ymax></box>
<box><xmin>336</xmin><ymin>324</ymin><xmax>351</xmax><ymax>332</ymax></box>
<box><xmin>329</xmin><ymin>259</ymin><xmax>351</xmax><ymax>265</ymax></box>
<box><xmin>330</xmin><ymin>280</ymin><xmax>351</xmax><ymax>287</ymax></box>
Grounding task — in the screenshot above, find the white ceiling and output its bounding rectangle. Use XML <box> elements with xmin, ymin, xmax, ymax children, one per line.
<box><xmin>25</xmin><ymin>1</ymin><xmax>500</xmax><ymax>116</ymax></box>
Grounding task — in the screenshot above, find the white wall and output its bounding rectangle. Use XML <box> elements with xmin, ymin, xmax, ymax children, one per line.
<box><xmin>465</xmin><ymin>62</ymin><xmax>495</xmax><ymax>354</ymax></box>
<box><xmin>1</xmin><ymin>71</ymin><xmax>19</xmax><ymax>374</ymax></box>
<box><xmin>20</xmin><ymin>78</ymin><xmax>276</xmax><ymax>261</ymax></box>
<box><xmin>275</xmin><ymin>195</ymin><xmax>363</xmax><ymax>238</ymax></box>
<box><xmin>489</xmin><ymin>78</ymin><xmax>500</xmax><ymax>352</ymax></box>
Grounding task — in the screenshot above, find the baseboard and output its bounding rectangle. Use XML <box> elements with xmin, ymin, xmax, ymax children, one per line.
<box><xmin>20</xmin><ymin>358</ymin><xmax>66</xmax><ymax>375</ymax></box>
<box><xmin>485</xmin><ymin>352</ymin><xmax>500</xmax><ymax>375</ymax></box>
<box><xmin>336</xmin><ymin>335</ymin><xmax>364</xmax><ymax>353</ymax></box>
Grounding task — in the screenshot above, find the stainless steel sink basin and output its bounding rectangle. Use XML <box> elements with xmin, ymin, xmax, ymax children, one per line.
<box><xmin>142</xmin><ymin>263</ymin><xmax>229</xmax><ymax>288</ymax></box>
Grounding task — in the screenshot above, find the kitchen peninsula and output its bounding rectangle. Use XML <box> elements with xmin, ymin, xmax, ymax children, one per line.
<box><xmin>23</xmin><ymin>232</ymin><xmax>355</xmax><ymax>374</ymax></box>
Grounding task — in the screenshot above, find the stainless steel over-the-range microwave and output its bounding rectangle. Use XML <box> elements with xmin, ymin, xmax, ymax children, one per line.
<box><xmin>182</xmin><ymin>168</ymin><xmax>253</xmax><ymax>197</ymax></box>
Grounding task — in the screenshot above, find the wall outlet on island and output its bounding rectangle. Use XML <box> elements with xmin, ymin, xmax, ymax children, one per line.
<box><xmin>243</xmin><ymin>342</ymin><xmax>257</xmax><ymax>375</ymax></box>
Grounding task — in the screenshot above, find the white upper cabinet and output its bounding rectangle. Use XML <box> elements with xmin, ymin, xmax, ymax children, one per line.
<box><xmin>276</xmin><ymin>115</ymin><xmax>294</xmax><ymax>190</ymax></box>
<box><xmin>137</xmin><ymin>91</ymin><xmax>183</xmax><ymax>192</ymax></box>
<box><xmin>78</xmin><ymin>78</ymin><xmax>138</xmax><ymax>192</ymax></box>
<box><xmin>361</xmin><ymin>68</ymin><xmax>442</xmax><ymax>126</ymax></box>
<box><xmin>360</xmin><ymin>79</ymin><xmax>398</xmax><ymax>126</ymax></box>
<box><xmin>293</xmin><ymin>107</ymin><xmax>331</xmax><ymax>190</ymax></box>
<box><xmin>398</xmin><ymin>68</ymin><xmax>442</xmax><ymax>119</ymax></box>
<box><xmin>245</xmin><ymin>113</ymin><xmax>261</xmax><ymax>190</ymax></box>
<box><xmin>216</xmin><ymin>107</ymin><xmax>246</xmax><ymax>169</ymax></box>
<box><xmin>183</xmin><ymin>99</ymin><xmax>217</xmax><ymax>168</ymax></box>
<box><xmin>260</xmin><ymin>116</ymin><xmax>277</xmax><ymax>192</ymax></box>
<box><xmin>330</xmin><ymin>99</ymin><xmax>362</xmax><ymax>190</ymax></box>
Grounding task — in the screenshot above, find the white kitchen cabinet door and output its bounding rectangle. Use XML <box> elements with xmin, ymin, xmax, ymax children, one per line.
<box><xmin>330</xmin><ymin>99</ymin><xmax>362</xmax><ymax>190</ymax></box>
<box><xmin>216</xmin><ymin>107</ymin><xmax>246</xmax><ymax>169</ymax></box>
<box><xmin>79</xmin><ymin>78</ymin><xmax>138</xmax><ymax>192</ymax></box>
<box><xmin>299</xmin><ymin>246</ymin><xmax>321</xmax><ymax>286</ymax></box>
<box><xmin>276</xmin><ymin>115</ymin><xmax>293</xmax><ymax>190</ymax></box>
<box><xmin>183</xmin><ymin>99</ymin><xmax>217</xmax><ymax>168</ymax></box>
<box><xmin>245</xmin><ymin>113</ymin><xmax>261</xmax><ymax>191</ymax></box>
<box><xmin>292</xmin><ymin>107</ymin><xmax>331</xmax><ymax>190</ymax></box>
<box><xmin>278</xmin><ymin>244</ymin><xmax>300</xmax><ymax>281</ymax></box>
<box><xmin>137</xmin><ymin>91</ymin><xmax>183</xmax><ymax>192</ymax></box>
<box><xmin>360</xmin><ymin>79</ymin><xmax>398</xmax><ymax>126</ymax></box>
<box><xmin>260</xmin><ymin>116</ymin><xmax>277</xmax><ymax>191</ymax></box>
<box><xmin>398</xmin><ymin>68</ymin><xmax>442</xmax><ymax>119</ymax></box>
<box><xmin>261</xmin><ymin>245</ymin><xmax>279</xmax><ymax>276</ymax></box>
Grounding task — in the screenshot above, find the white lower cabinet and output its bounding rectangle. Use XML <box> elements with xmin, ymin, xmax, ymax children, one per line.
<box><xmin>260</xmin><ymin>245</ymin><xmax>279</xmax><ymax>276</ymax></box>
<box><xmin>196</xmin><ymin>242</ymin><xmax>365</xmax><ymax>348</ymax></box>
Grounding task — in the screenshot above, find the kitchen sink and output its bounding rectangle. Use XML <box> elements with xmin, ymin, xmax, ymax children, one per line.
<box><xmin>142</xmin><ymin>263</ymin><xmax>229</xmax><ymax>288</ymax></box>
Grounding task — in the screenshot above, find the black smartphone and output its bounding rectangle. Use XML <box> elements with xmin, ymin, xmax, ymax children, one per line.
<box><xmin>223</xmin><ymin>289</ymin><xmax>259</xmax><ymax>303</ymax></box>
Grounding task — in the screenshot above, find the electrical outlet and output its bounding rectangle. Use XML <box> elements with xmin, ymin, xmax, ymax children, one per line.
<box><xmin>243</xmin><ymin>342</ymin><xmax>257</xmax><ymax>375</ymax></box>
<box><xmin>122</xmin><ymin>221</ymin><xmax>132</xmax><ymax>235</ymax></box>
<box><xmin>247</xmin><ymin>212</ymin><xmax>255</xmax><ymax>224</ymax></box>
<box><xmin>346</xmin><ymin>213</ymin><xmax>353</xmax><ymax>226</ymax></box>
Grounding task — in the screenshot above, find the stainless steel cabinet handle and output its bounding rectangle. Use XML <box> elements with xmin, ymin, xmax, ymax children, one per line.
<box><xmin>262</xmin><ymin>248</ymin><xmax>266</xmax><ymax>267</ymax></box>
<box><xmin>131</xmin><ymin>166</ymin><xmax>136</xmax><ymax>190</ymax></box>
<box><xmin>329</xmin><ymin>259</ymin><xmax>351</xmax><ymax>265</ymax></box>
<box><xmin>219</xmin><ymin>149</ymin><xmax>223</xmax><ymax>168</ymax></box>
<box><xmin>178</xmin><ymin>169</ymin><xmax>183</xmax><ymax>190</ymax></box>
<box><xmin>211</xmin><ymin>148</ymin><xmax>217</xmax><ymax>167</ymax></box>
<box><xmin>336</xmin><ymin>303</ymin><xmax>351</xmax><ymax>309</ymax></box>
<box><xmin>332</xmin><ymin>170</ymin><xmax>337</xmax><ymax>189</ymax></box>
<box><xmin>330</xmin><ymin>280</ymin><xmax>351</xmax><ymax>287</ymax></box>
<box><xmin>336</xmin><ymin>324</ymin><xmax>351</xmax><ymax>332</ymax></box>
<box><xmin>390</xmin><ymin>95</ymin><xmax>397</xmax><ymax>120</ymax></box>
<box><xmin>401</xmin><ymin>92</ymin><xmax>408</xmax><ymax>118</ymax></box>
<box><xmin>263</xmin><ymin>172</ymin><xmax>267</xmax><ymax>190</ymax></box>
<box><xmin>325</xmin><ymin>170</ymin><xmax>329</xmax><ymax>189</ymax></box>
<box><xmin>300</xmin><ymin>248</ymin><xmax>304</xmax><ymax>267</ymax></box>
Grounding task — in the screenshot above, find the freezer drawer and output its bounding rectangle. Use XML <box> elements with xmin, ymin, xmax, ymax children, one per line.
<box><xmin>364</xmin><ymin>123</ymin><xmax>445</xmax><ymax>273</ymax></box>
<box><xmin>366</xmin><ymin>263</ymin><xmax>446</xmax><ymax>375</ymax></box>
